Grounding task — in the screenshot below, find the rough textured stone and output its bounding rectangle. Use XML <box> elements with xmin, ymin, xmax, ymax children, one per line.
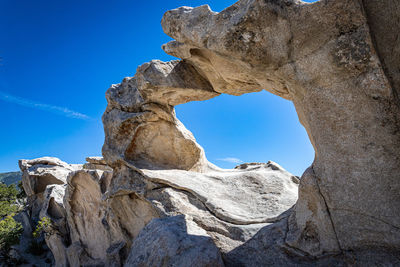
<box><xmin>17</xmin><ymin>153</ymin><xmax>299</xmax><ymax>266</ymax></box>
<box><xmin>125</xmin><ymin>215</ymin><xmax>224</xmax><ymax>267</ymax></box>
<box><xmin>142</xmin><ymin>162</ymin><xmax>298</xmax><ymax>225</ymax></box>
<box><xmin>83</xmin><ymin>156</ymin><xmax>113</xmax><ymax>171</ymax></box>
<box><xmin>18</xmin><ymin>159</ymin><xmax>118</xmax><ymax>266</ymax></box>
<box><xmin>105</xmin><ymin>160</ymin><xmax>298</xmax><ymax>257</ymax></box>
<box><xmin>86</xmin><ymin>156</ymin><xmax>107</xmax><ymax>165</ymax></box>
<box><xmin>361</xmin><ymin>0</ymin><xmax>400</xmax><ymax>101</ymax></box>
<box><xmin>159</xmin><ymin>0</ymin><xmax>400</xmax><ymax>260</ymax></box>
<box><xmin>102</xmin><ymin>60</ymin><xmax>218</xmax><ymax>172</ymax></box>
<box><xmin>17</xmin><ymin>158</ymin><xmax>81</xmax><ymax>266</ymax></box>
<box><xmin>39</xmin><ymin>184</ymin><xmax>69</xmax><ymax>267</ymax></box>
<box><xmin>285</xmin><ymin>167</ymin><xmax>340</xmax><ymax>257</ymax></box>
<box><xmin>19</xmin><ymin>157</ymin><xmax>76</xmax><ymax>197</ymax></box>
<box><xmin>64</xmin><ymin>170</ymin><xmax>118</xmax><ymax>264</ymax></box>
<box><xmin>19</xmin><ymin>157</ymin><xmax>81</xmax><ymax>221</ymax></box>
<box><xmin>16</xmin><ymin>0</ymin><xmax>400</xmax><ymax>265</ymax></box>
<box><xmin>146</xmin><ymin>186</ymin><xmax>265</xmax><ymax>253</ymax></box>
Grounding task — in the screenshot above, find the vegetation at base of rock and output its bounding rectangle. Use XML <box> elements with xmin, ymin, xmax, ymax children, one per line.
<box><xmin>0</xmin><ymin>182</ymin><xmax>24</xmax><ymax>257</ymax></box>
<box><xmin>33</xmin><ymin>217</ymin><xmax>52</xmax><ymax>238</ymax></box>
<box><xmin>0</xmin><ymin>183</ymin><xmax>20</xmax><ymax>218</ymax></box>
<box><xmin>0</xmin><ymin>182</ymin><xmax>19</xmax><ymax>203</ymax></box>
<box><xmin>0</xmin><ymin>214</ymin><xmax>23</xmax><ymax>251</ymax></box>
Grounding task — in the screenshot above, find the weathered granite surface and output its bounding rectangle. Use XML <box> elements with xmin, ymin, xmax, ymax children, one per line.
<box><xmin>17</xmin><ymin>0</ymin><xmax>400</xmax><ymax>266</ymax></box>
<box><xmin>19</xmin><ymin>155</ymin><xmax>298</xmax><ymax>266</ymax></box>
<box><xmin>157</xmin><ymin>0</ymin><xmax>400</xmax><ymax>264</ymax></box>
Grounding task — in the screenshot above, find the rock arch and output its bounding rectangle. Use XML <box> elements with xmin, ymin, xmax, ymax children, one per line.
<box><xmin>101</xmin><ymin>0</ymin><xmax>400</xmax><ymax>264</ymax></box>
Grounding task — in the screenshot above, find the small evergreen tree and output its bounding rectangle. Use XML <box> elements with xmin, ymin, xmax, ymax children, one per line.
<box><xmin>0</xmin><ymin>182</ymin><xmax>23</xmax><ymax>254</ymax></box>
<box><xmin>0</xmin><ymin>214</ymin><xmax>23</xmax><ymax>251</ymax></box>
<box><xmin>33</xmin><ymin>217</ymin><xmax>52</xmax><ymax>238</ymax></box>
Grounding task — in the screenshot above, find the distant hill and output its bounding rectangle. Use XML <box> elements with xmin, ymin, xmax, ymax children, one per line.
<box><xmin>0</xmin><ymin>171</ymin><xmax>22</xmax><ymax>185</ymax></box>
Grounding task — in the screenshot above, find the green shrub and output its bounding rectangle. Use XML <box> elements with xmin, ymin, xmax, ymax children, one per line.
<box><xmin>0</xmin><ymin>214</ymin><xmax>23</xmax><ymax>251</ymax></box>
<box><xmin>0</xmin><ymin>182</ymin><xmax>23</xmax><ymax>253</ymax></box>
<box><xmin>0</xmin><ymin>183</ymin><xmax>19</xmax><ymax>202</ymax></box>
<box><xmin>0</xmin><ymin>183</ymin><xmax>20</xmax><ymax>219</ymax></box>
<box><xmin>33</xmin><ymin>217</ymin><xmax>52</xmax><ymax>238</ymax></box>
<box><xmin>0</xmin><ymin>201</ymin><xmax>18</xmax><ymax>219</ymax></box>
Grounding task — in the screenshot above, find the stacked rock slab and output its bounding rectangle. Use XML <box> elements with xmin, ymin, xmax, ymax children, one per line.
<box><xmin>83</xmin><ymin>156</ymin><xmax>113</xmax><ymax>171</ymax></box>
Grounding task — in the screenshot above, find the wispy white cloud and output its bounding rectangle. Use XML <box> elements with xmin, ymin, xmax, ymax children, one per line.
<box><xmin>0</xmin><ymin>91</ymin><xmax>90</xmax><ymax>120</ymax></box>
<box><xmin>217</xmin><ymin>157</ymin><xmax>243</xmax><ymax>164</ymax></box>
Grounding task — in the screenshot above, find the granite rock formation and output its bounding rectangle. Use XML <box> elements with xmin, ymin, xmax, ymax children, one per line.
<box><xmin>157</xmin><ymin>0</ymin><xmax>400</xmax><ymax>264</ymax></box>
<box><xmin>19</xmin><ymin>156</ymin><xmax>298</xmax><ymax>266</ymax></box>
<box><xmin>18</xmin><ymin>0</ymin><xmax>400</xmax><ymax>265</ymax></box>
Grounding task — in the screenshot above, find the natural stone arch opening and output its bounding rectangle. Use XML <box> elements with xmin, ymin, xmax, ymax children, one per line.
<box><xmin>175</xmin><ymin>89</ymin><xmax>314</xmax><ymax>174</ymax></box>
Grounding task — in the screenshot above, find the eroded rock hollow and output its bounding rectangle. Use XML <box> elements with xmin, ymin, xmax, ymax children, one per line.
<box><xmin>19</xmin><ymin>0</ymin><xmax>400</xmax><ymax>266</ymax></box>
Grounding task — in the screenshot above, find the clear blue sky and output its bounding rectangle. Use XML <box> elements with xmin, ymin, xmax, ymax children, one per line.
<box><xmin>0</xmin><ymin>0</ymin><xmax>315</xmax><ymax>175</ymax></box>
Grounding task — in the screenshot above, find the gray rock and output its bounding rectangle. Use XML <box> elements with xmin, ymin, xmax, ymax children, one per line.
<box><xmin>142</xmin><ymin>162</ymin><xmax>298</xmax><ymax>225</ymax></box>
<box><xmin>19</xmin><ymin>157</ymin><xmax>74</xmax><ymax>197</ymax></box>
<box><xmin>83</xmin><ymin>162</ymin><xmax>113</xmax><ymax>171</ymax></box>
<box><xmin>18</xmin><ymin>157</ymin><xmax>80</xmax><ymax>221</ymax></box>
<box><xmin>161</xmin><ymin>0</ymin><xmax>400</xmax><ymax>259</ymax></box>
<box><xmin>84</xmin><ymin>156</ymin><xmax>113</xmax><ymax>171</ymax></box>
<box><xmin>146</xmin><ymin>186</ymin><xmax>268</xmax><ymax>253</ymax></box>
<box><xmin>102</xmin><ymin>60</ymin><xmax>217</xmax><ymax>172</ymax></box>
<box><xmin>64</xmin><ymin>170</ymin><xmax>120</xmax><ymax>264</ymax></box>
<box><xmin>124</xmin><ymin>215</ymin><xmax>224</xmax><ymax>267</ymax></box>
<box><xmin>85</xmin><ymin>156</ymin><xmax>107</xmax><ymax>165</ymax></box>
<box><xmin>16</xmin><ymin>0</ymin><xmax>400</xmax><ymax>265</ymax></box>
<box><xmin>39</xmin><ymin>184</ymin><xmax>69</xmax><ymax>267</ymax></box>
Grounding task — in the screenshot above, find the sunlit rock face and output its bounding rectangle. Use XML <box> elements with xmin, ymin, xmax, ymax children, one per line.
<box><xmin>17</xmin><ymin>0</ymin><xmax>400</xmax><ymax>266</ymax></box>
<box><xmin>102</xmin><ymin>0</ymin><xmax>399</xmax><ymax>265</ymax></box>
<box><xmin>155</xmin><ymin>0</ymin><xmax>400</xmax><ymax>264</ymax></box>
<box><xmin>19</xmin><ymin>157</ymin><xmax>81</xmax><ymax>220</ymax></box>
<box><xmin>19</xmin><ymin>156</ymin><xmax>299</xmax><ymax>266</ymax></box>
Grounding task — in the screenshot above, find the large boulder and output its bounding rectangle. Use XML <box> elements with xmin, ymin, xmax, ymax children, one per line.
<box><xmin>63</xmin><ymin>169</ymin><xmax>120</xmax><ymax>266</ymax></box>
<box><xmin>18</xmin><ymin>158</ymin><xmax>82</xmax><ymax>266</ymax></box>
<box><xmin>19</xmin><ymin>157</ymin><xmax>81</xmax><ymax>219</ymax></box>
<box><xmin>19</xmin><ymin>157</ymin><xmax>78</xmax><ymax>198</ymax></box>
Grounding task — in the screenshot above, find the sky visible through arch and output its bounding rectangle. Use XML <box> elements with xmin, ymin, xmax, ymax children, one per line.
<box><xmin>0</xmin><ymin>0</ymin><xmax>316</xmax><ymax>175</ymax></box>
